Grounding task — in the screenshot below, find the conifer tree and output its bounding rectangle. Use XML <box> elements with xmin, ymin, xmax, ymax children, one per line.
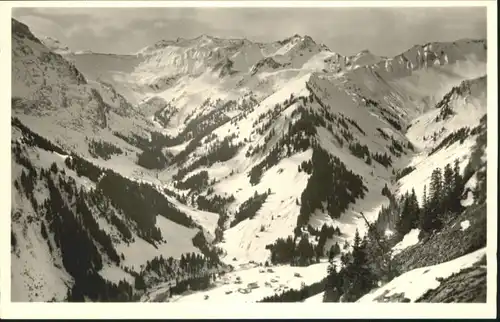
<box><xmin>422</xmin><ymin>184</ymin><xmax>428</xmax><ymax>211</ymax></box>
<box><xmin>474</xmin><ymin>166</ymin><xmax>487</xmax><ymax>204</ymax></box>
<box><xmin>396</xmin><ymin>189</ymin><xmax>421</xmax><ymax>236</ymax></box>
<box><xmin>429</xmin><ymin>167</ymin><xmax>443</xmax><ymax>214</ymax></box>
<box><xmin>442</xmin><ymin>163</ymin><xmax>454</xmax><ymax>214</ymax></box>
<box><xmin>328</xmin><ymin>242</ymin><xmax>341</xmax><ymax>262</ymax></box>
<box><xmin>396</xmin><ymin>193</ymin><xmax>412</xmax><ymax>236</ymax></box>
<box><xmin>323</xmin><ymin>263</ymin><xmax>341</xmax><ymax>302</ymax></box>
<box><xmin>341</xmin><ymin>230</ymin><xmax>376</xmax><ymax>301</ymax></box>
<box><xmin>452</xmin><ymin>159</ymin><xmax>464</xmax><ymax>213</ymax></box>
<box><xmin>408</xmin><ymin>188</ymin><xmax>420</xmax><ymax>228</ymax></box>
<box><xmin>420</xmin><ymin>169</ymin><xmax>444</xmax><ymax>233</ymax></box>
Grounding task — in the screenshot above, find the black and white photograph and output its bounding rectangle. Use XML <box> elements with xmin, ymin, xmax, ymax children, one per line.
<box><xmin>2</xmin><ymin>0</ymin><xmax>497</xmax><ymax>319</ymax></box>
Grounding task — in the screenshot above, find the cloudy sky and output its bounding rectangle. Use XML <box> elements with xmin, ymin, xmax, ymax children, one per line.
<box><xmin>12</xmin><ymin>6</ymin><xmax>487</xmax><ymax>56</ymax></box>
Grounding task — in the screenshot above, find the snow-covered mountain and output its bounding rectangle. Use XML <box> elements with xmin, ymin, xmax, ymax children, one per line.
<box><xmin>11</xmin><ymin>17</ymin><xmax>489</xmax><ymax>304</ymax></box>
<box><xmin>39</xmin><ymin>36</ymin><xmax>73</xmax><ymax>56</ymax></box>
<box><xmin>11</xmin><ymin>18</ymin><xmax>223</xmax><ymax>302</ymax></box>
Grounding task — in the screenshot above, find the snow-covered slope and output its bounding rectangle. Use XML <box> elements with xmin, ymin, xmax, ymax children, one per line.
<box><xmin>303</xmin><ymin>291</ymin><xmax>325</xmax><ymax>303</ymax></box>
<box><xmin>12</xmin><ymin>18</ymin><xmax>151</xmax><ymax>157</ymax></box>
<box><xmin>11</xmin><ymin>18</ymin><xmax>226</xmax><ymax>302</ymax></box>
<box><xmin>357</xmin><ymin>247</ymin><xmax>486</xmax><ymax>303</ymax></box>
<box><xmin>11</xmin><ymin>123</ymin><xmax>223</xmax><ymax>301</ymax></box>
<box><xmin>11</xmin><ymin>16</ymin><xmax>489</xmax><ymax>303</ymax></box>
<box><xmin>397</xmin><ymin>75</ymin><xmax>487</xmax><ymax>203</ymax></box>
<box><xmin>406</xmin><ymin>75</ymin><xmax>487</xmax><ymax>150</ymax></box>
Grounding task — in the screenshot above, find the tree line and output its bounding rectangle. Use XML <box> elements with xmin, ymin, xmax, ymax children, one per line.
<box><xmin>323</xmin><ymin>229</ymin><xmax>380</xmax><ymax>302</ymax></box>
<box><xmin>132</xmin><ymin>251</ymin><xmax>223</xmax><ymax>298</ymax></box>
<box><xmin>230</xmin><ymin>190</ymin><xmax>270</xmax><ymax>228</ymax></box>
<box><xmin>258</xmin><ymin>278</ymin><xmax>326</xmax><ymax>302</ymax></box>
<box><xmin>87</xmin><ymin>138</ymin><xmax>123</xmax><ymax>160</ymax></box>
<box><xmin>174</xmin><ymin>134</ymin><xmax>241</xmax><ymax>181</ymax></box>
<box><xmin>266</xmin><ymin>230</ymin><xmax>342</xmax><ymax>267</ymax></box>
<box><xmin>298</xmin><ymin>147</ymin><xmax>368</xmax><ymax>227</ymax></box>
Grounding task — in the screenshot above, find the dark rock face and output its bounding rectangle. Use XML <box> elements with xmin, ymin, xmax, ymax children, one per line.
<box><xmin>12</xmin><ymin>18</ymin><xmax>43</xmax><ymax>45</ymax></box>
<box><xmin>416</xmin><ymin>264</ymin><xmax>487</xmax><ymax>303</ymax></box>
<box><xmin>393</xmin><ymin>203</ymin><xmax>486</xmax><ymax>274</ymax></box>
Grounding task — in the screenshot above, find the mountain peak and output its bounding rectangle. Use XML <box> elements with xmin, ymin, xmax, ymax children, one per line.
<box><xmin>278</xmin><ymin>33</ymin><xmax>317</xmax><ymax>45</ymax></box>
<box><xmin>196</xmin><ymin>34</ymin><xmax>215</xmax><ymax>40</ymax></box>
<box><xmin>356</xmin><ymin>49</ymin><xmax>372</xmax><ymax>56</ymax></box>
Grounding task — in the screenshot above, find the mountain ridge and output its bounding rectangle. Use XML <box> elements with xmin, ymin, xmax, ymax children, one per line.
<box><xmin>35</xmin><ymin>26</ymin><xmax>485</xmax><ymax>61</ymax></box>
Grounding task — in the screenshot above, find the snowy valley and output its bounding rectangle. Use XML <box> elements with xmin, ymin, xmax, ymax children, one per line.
<box><xmin>10</xmin><ymin>17</ymin><xmax>489</xmax><ymax>304</ymax></box>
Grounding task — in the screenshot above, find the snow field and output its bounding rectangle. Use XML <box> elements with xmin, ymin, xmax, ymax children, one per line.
<box><xmin>169</xmin><ymin>260</ymin><xmax>330</xmax><ymax>303</ymax></box>
<box><xmin>116</xmin><ymin>217</ymin><xmax>202</xmax><ymax>272</ymax></box>
<box><xmin>218</xmin><ymin>149</ymin><xmax>312</xmax><ymax>264</ymax></box>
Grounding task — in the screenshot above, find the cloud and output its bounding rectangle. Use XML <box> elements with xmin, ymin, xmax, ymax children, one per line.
<box><xmin>153</xmin><ymin>21</ymin><xmax>166</xmax><ymax>29</ymax></box>
<box><xmin>12</xmin><ymin>6</ymin><xmax>487</xmax><ymax>56</ymax></box>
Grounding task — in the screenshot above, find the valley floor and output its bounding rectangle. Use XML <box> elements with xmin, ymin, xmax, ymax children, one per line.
<box><xmin>142</xmin><ymin>260</ymin><xmax>331</xmax><ymax>303</ymax></box>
